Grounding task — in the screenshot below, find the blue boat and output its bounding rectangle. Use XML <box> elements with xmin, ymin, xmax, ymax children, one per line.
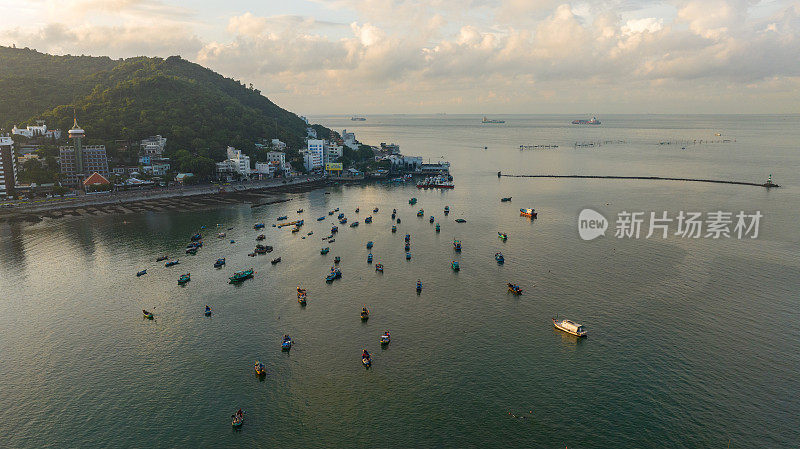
<box><xmin>366</xmin><ymin>241</ymin><xmax>374</xmax><ymax>249</ymax></box>
<box><xmin>254</xmin><ymin>223</ymin><xmax>265</xmax><ymax>229</ymax></box>
<box><xmin>317</xmin><ymin>216</ymin><xmax>325</xmax><ymax>221</ymax></box>
<box><xmin>328</xmin><ymin>211</ymin><xmax>334</xmax><ymax>215</ymax></box>
<box><xmin>405</xmin><ymin>234</ymin><xmax>411</xmax><ymax>243</ymax></box>
<box><xmin>404</xmin><ymin>243</ymin><xmax>410</xmax><ymax>251</ymax></box>
<box><xmin>392</xmin><ymin>213</ymin><xmax>396</xmax><ymax>219</ymax></box>
<box><xmin>204</xmin><ymin>305</ymin><xmax>212</xmax><ymax>316</ymax></box>
<box><xmin>340</xmin><ymin>218</ymin><xmax>348</xmax><ymax>224</ymax></box>
<box><xmin>444</xmin><ymin>206</ymin><xmax>450</xmax><ymax>215</ymax></box>
<box><xmin>392</xmin><ymin>225</ymin><xmax>397</xmax><ymax>232</ymax></box>
<box><xmin>321</xmin><ymin>247</ymin><xmax>330</xmax><ymax>255</ymax></box>
<box><xmin>362</xmin><ymin>349</ymin><xmax>372</xmax><ymax>367</ymax></box>
<box><xmin>277</xmin><ymin>216</ymin><xmax>288</xmax><ymax>221</ymax></box>
<box><xmin>435</xmin><ymin>223</ymin><xmax>440</xmax><ymax>232</ymax></box>
<box><xmin>416</xmin><ymin>280</ymin><xmax>422</xmax><ymax>291</ymax></box>
<box><xmin>409</xmin><ymin>198</ymin><xmax>417</xmax><ymax>205</ymax></box>
<box><xmin>331</xmin><ymin>226</ymin><xmax>338</xmax><ymax>233</ymax></box>
<box><xmin>325</xmin><ymin>267</ymin><xmax>342</xmax><ymax>282</ymax></box>
<box><xmin>429</xmin><ymin>216</ymin><xmax>434</xmax><ymax>223</ymax></box>
<box><xmin>453</xmin><ymin>239</ymin><xmax>462</xmax><ymax>252</ymax></box>
<box><xmin>417</xmin><ymin>209</ymin><xmax>424</xmax><ymax>217</ymax></box>
<box><xmin>365</xmin><ymin>216</ymin><xmax>372</xmax><ymax>223</ymax></box>
<box><xmin>350</xmin><ymin>221</ymin><xmax>358</xmax><ymax>227</ymax></box>
<box><xmin>451</xmin><ymin>261</ymin><xmax>460</xmax><ymax>271</ymax></box>
<box><xmin>190</xmin><ymin>233</ymin><xmax>202</xmax><ymax>241</ymax></box>
<box><xmin>495</xmin><ymin>252</ymin><xmax>505</xmax><ymax>264</ymax></box>
<box><xmin>282</xmin><ymin>335</ymin><xmax>292</xmax><ymax>350</ymax></box>
<box><xmin>136</xmin><ymin>269</ymin><xmax>147</xmax><ymax>277</ymax></box>
<box><xmin>165</xmin><ymin>260</ymin><xmax>179</xmax><ymax>267</ymax></box>
<box><xmin>178</xmin><ymin>273</ymin><xmax>191</xmax><ymax>285</ymax></box>
<box><xmin>406</xmin><ymin>252</ymin><xmax>411</xmax><ymax>260</ymax></box>
<box><xmin>214</xmin><ymin>258</ymin><xmax>226</xmax><ymax>268</ymax></box>
<box><xmin>375</xmin><ymin>263</ymin><xmax>383</xmax><ymax>272</ymax></box>
<box><xmin>230</xmin><ymin>239</ymin><xmax>235</xmax><ymax>244</ymax></box>
<box><xmin>367</xmin><ymin>253</ymin><xmax>373</xmax><ymax>263</ymax></box>
<box><xmin>338</xmin><ymin>213</ymin><xmax>345</xmax><ymax>219</ymax></box>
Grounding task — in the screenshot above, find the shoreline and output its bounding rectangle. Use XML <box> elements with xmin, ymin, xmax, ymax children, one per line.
<box><xmin>0</xmin><ymin>177</ymin><xmax>356</xmax><ymax>224</ymax></box>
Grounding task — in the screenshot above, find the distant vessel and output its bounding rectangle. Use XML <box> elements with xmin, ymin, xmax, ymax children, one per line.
<box><xmin>351</xmin><ymin>116</ymin><xmax>366</xmax><ymax>121</ymax></box>
<box><xmin>553</xmin><ymin>317</ymin><xmax>587</xmax><ymax>337</ymax></box>
<box><xmin>482</xmin><ymin>116</ymin><xmax>505</xmax><ymax>124</ymax></box>
<box><xmin>571</xmin><ymin>116</ymin><xmax>601</xmax><ymax>125</ymax></box>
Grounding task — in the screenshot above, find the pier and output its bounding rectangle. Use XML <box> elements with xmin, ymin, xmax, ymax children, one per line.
<box><xmin>497</xmin><ymin>173</ymin><xmax>780</xmax><ymax>188</ymax></box>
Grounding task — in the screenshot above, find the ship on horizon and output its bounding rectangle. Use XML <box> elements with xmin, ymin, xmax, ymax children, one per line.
<box><xmin>482</xmin><ymin>116</ymin><xmax>505</xmax><ymax>124</ymax></box>
<box><xmin>572</xmin><ymin>116</ymin><xmax>601</xmax><ymax>125</ymax></box>
<box><xmin>351</xmin><ymin>116</ymin><xmax>367</xmax><ymax>121</ymax></box>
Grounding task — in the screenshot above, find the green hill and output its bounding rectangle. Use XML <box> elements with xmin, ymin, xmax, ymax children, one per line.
<box><xmin>0</xmin><ymin>46</ymin><xmax>316</xmax><ymax>163</ymax></box>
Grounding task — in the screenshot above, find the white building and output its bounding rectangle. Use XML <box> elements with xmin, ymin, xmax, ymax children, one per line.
<box><xmin>304</xmin><ymin>140</ymin><xmax>324</xmax><ymax>171</ymax></box>
<box><xmin>341</xmin><ymin>129</ymin><xmax>359</xmax><ymax>150</ymax></box>
<box><xmin>140</xmin><ymin>135</ymin><xmax>167</xmax><ymax>157</ymax></box>
<box><xmin>226</xmin><ymin>146</ymin><xmax>251</xmax><ymax>176</ymax></box>
<box><xmin>266</xmin><ymin>151</ymin><xmax>287</xmax><ymax>173</ymax></box>
<box><xmin>140</xmin><ymin>162</ymin><xmax>170</xmax><ymax>176</ymax></box>
<box><xmin>11</xmin><ymin>121</ymin><xmax>59</xmax><ymax>139</ymax></box>
<box><xmin>0</xmin><ymin>136</ymin><xmax>18</xmax><ymax>198</ymax></box>
<box><xmin>307</xmin><ymin>127</ymin><xmax>317</xmax><ymax>138</ymax></box>
<box><xmin>388</xmin><ymin>154</ymin><xmax>423</xmax><ymax>171</ymax></box>
<box><xmin>324</xmin><ymin>142</ymin><xmax>343</xmax><ymax>164</ymax></box>
<box><xmin>271</xmin><ymin>139</ymin><xmax>287</xmax><ymax>151</ymax></box>
<box><xmin>255</xmin><ymin>162</ymin><xmax>276</xmax><ymax>178</ymax></box>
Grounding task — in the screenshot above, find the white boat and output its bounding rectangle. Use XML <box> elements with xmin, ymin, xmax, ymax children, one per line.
<box><xmin>553</xmin><ymin>317</ymin><xmax>587</xmax><ymax>337</ymax></box>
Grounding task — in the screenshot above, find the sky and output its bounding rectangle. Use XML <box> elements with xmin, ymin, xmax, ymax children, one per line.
<box><xmin>1</xmin><ymin>0</ymin><xmax>799</xmax><ymax>114</ymax></box>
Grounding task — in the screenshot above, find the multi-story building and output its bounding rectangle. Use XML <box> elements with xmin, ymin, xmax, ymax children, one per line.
<box><xmin>140</xmin><ymin>135</ymin><xmax>167</xmax><ymax>158</ymax></box>
<box><xmin>266</xmin><ymin>151</ymin><xmax>287</xmax><ymax>173</ymax></box>
<box><xmin>254</xmin><ymin>162</ymin><xmax>276</xmax><ymax>179</ymax></box>
<box><xmin>324</xmin><ymin>142</ymin><xmax>343</xmax><ymax>164</ymax></box>
<box><xmin>0</xmin><ymin>136</ymin><xmax>18</xmax><ymax>198</ymax></box>
<box><xmin>226</xmin><ymin>146</ymin><xmax>251</xmax><ymax>176</ymax></box>
<box><xmin>304</xmin><ymin>140</ymin><xmax>324</xmax><ymax>171</ymax></box>
<box><xmin>59</xmin><ymin>117</ymin><xmax>110</xmax><ymax>188</ymax></box>
<box><xmin>140</xmin><ymin>162</ymin><xmax>170</xmax><ymax>177</ymax></box>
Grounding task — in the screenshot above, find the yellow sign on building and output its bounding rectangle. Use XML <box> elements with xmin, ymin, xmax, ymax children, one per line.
<box><xmin>325</xmin><ymin>163</ymin><xmax>343</xmax><ymax>171</ymax></box>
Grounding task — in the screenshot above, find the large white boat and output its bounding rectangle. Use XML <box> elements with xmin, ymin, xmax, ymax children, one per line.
<box><xmin>553</xmin><ymin>317</ymin><xmax>587</xmax><ymax>337</ymax></box>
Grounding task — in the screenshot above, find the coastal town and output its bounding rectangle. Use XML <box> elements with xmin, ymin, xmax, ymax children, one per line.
<box><xmin>0</xmin><ymin>117</ymin><xmax>451</xmax><ymax>211</ymax></box>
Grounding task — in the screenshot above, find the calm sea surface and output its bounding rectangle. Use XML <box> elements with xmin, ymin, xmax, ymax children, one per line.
<box><xmin>1</xmin><ymin>114</ymin><xmax>798</xmax><ymax>448</ymax></box>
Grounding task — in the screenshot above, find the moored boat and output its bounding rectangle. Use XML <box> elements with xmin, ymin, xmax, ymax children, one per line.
<box><xmin>214</xmin><ymin>258</ymin><xmax>226</xmax><ymax>268</ymax></box>
<box><xmin>229</xmin><ymin>269</ymin><xmax>254</xmax><ymax>283</ymax></box>
<box><xmin>406</xmin><ymin>252</ymin><xmax>411</xmax><ymax>260</ymax></box>
<box><xmin>520</xmin><ymin>208</ymin><xmax>538</xmax><ymax>218</ymax></box>
<box><xmin>409</xmin><ymin>197</ymin><xmax>417</xmax><ymax>205</ymax></box>
<box><xmin>380</xmin><ymin>331</ymin><xmax>391</xmax><ymax>345</ymax></box>
<box><xmin>392</xmin><ymin>225</ymin><xmax>397</xmax><ymax>233</ymax></box>
<box><xmin>366</xmin><ymin>241</ymin><xmax>374</xmax><ymax>249</ymax></box>
<box><xmin>365</xmin><ymin>216</ymin><xmax>373</xmax><ymax>223</ymax></box>
<box><xmin>367</xmin><ymin>253</ymin><xmax>373</xmax><ymax>263</ymax></box>
<box><xmin>317</xmin><ymin>216</ymin><xmax>325</xmax><ymax>221</ymax></box>
<box><xmin>507</xmin><ymin>283</ymin><xmax>522</xmax><ymax>295</ymax></box>
<box><xmin>277</xmin><ymin>216</ymin><xmax>288</xmax><ymax>221</ymax></box>
<box><xmin>373</xmin><ymin>207</ymin><xmax>379</xmax><ymax>213</ymax></box>
<box><xmin>435</xmin><ymin>223</ymin><xmax>441</xmax><ymax>232</ymax></box>
<box><xmin>444</xmin><ymin>206</ymin><xmax>450</xmax><ymax>215</ymax></box>
<box><xmin>553</xmin><ymin>317</ymin><xmax>587</xmax><ymax>337</ymax></box>
<box><xmin>495</xmin><ymin>252</ymin><xmax>504</xmax><ymax>264</ymax></box>
<box><xmin>136</xmin><ymin>269</ymin><xmax>147</xmax><ymax>277</ymax></box>
<box><xmin>350</xmin><ymin>221</ymin><xmax>358</xmax><ymax>227</ymax></box>
<box><xmin>254</xmin><ymin>223</ymin><xmax>265</xmax><ymax>229</ymax></box>
<box><xmin>282</xmin><ymin>335</ymin><xmax>293</xmax><ymax>350</ymax></box>
<box><xmin>361</xmin><ymin>307</ymin><xmax>370</xmax><ymax>320</ymax></box>
<box><xmin>455</xmin><ymin>218</ymin><xmax>467</xmax><ymax>223</ymax></box>
<box><xmin>331</xmin><ymin>225</ymin><xmax>338</xmax><ymax>233</ymax></box>
<box><xmin>498</xmin><ymin>232</ymin><xmax>508</xmax><ymax>241</ymax></box>
<box><xmin>165</xmin><ymin>260</ymin><xmax>180</xmax><ymax>267</ymax></box>
<box><xmin>190</xmin><ymin>233</ymin><xmax>202</xmax><ymax>241</ymax></box>
<box><xmin>178</xmin><ymin>273</ymin><xmax>191</xmax><ymax>285</ymax></box>
<box><xmin>334</xmin><ymin>256</ymin><xmax>341</xmax><ymax>264</ymax></box>
<box><xmin>156</xmin><ymin>255</ymin><xmax>169</xmax><ymax>262</ymax></box>
<box><xmin>321</xmin><ymin>247</ymin><xmax>330</xmax><ymax>255</ymax></box>
<box><xmin>204</xmin><ymin>305</ymin><xmax>212</xmax><ymax>316</ymax></box>
<box><xmin>338</xmin><ymin>213</ymin><xmax>345</xmax><ymax>219</ymax></box>
<box><xmin>375</xmin><ymin>263</ymin><xmax>383</xmax><ymax>272</ymax></box>
<box><xmin>417</xmin><ymin>209</ymin><xmax>424</xmax><ymax>217</ymax></box>
<box><xmin>416</xmin><ymin>279</ymin><xmax>422</xmax><ymax>292</ymax></box>
<box><xmin>453</xmin><ymin>239</ymin><xmax>462</xmax><ymax>251</ymax></box>
<box><xmin>297</xmin><ymin>209</ymin><xmax>303</xmax><ymax>213</ymax></box>
<box><xmin>340</xmin><ymin>218</ymin><xmax>348</xmax><ymax>224</ymax></box>
<box><xmin>501</xmin><ymin>197</ymin><xmax>512</xmax><ymax>202</ymax></box>
<box><xmin>362</xmin><ymin>349</ymin><xmax>372</xmax><ymax>367</ymax></box>
<box><xmin>254</xmin><ymin>361</ymin><xmax>266</xmax><ymax>376</ymax></box>
<box><xmin>232</xmin><ymin>410</ymin><xmax>244</xmax><ymax>428</ymax></box>
<box><xmin>451</xmin><ymin>260</ymin><xmax>460</xmax><ymax>271</ymax></box>
<box><xmin>355</xmin><ymin>207</ymin><xmax>360</xmax><ymax>213</ymax></box>
<box><xmin>271</xmin><ymin>257</ymin><xmax>281</xmax><ymax>264</ymax></box>
<box><xmin>256</xmin><ymin>234</ymin><xmax>266</xmax><ymax>241</ymax></box>
<box><xmin>185</xmin><ymin>247</ymin><xmax>198</xmax><ymax>255</ymax></box>
<box><xmin>142</xmin><ymin>309</ymin><xmax>154</xmax><ymax>319</ymax></box>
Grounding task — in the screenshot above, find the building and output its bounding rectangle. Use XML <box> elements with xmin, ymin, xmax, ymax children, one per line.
<box><xmin>421</xmin><ymin>161</ymin><xmax>451</xmax><ymax>175</ymax></box>
<box><xmin>59</xmin><ymin>117</ymin><xmax>110</xmax><ymax>189</ymax></box>
<box><xmin>324</xmin><ymin>142</ymin><xmax>343</xmax><ymax>164</ymax></box>
<box><xmin>140</xmin><ymin>162</ymin><xmax>170</xmax><ymax>177</ymax></box>
<box><xmin>388</xmin><ymin>155</ymin><xmax>422</xmax><ymax>172</ymax></box>
<box><xmin>11</xmin><ymin>121</ymin><xmax>61</xmax><ymax>140</ymax></box>
<box><xmin>380</xmin><ymin>143</ymin><xmax>400</xmax><ymax>154</ymax></box>
<box><xmin>82</xmin><ymin>172</ymin><xmax>111</xmax><ymax>191</ymax></box>
<box><xmin>341</xmin><ymin>129</ymin><xmax>358</xmax><ymax>150</ymax></box>
<box><xmin>266</xmin><ymin>151</ymin><xmax>288</xmax><ymax>173</ymax></box>
<box><xmin>304</xmin><ymin>140</ymin><xmax>324</xmax><ymax>171</ymax></box>
<box><xmin>226</xmin><ymin>147</ymin><xmax>251</xmax><ymax>176</ymax></box>
<box><xmin>307</xmin><ymin>127</ymin><xmax>317</xmax><ymax>138</ymax></box>
<box><xmin>0</xmin><ymin>136</ymin><xmax>18</xmax><ymax>198</ymax></box>
<box><xmin>254</xmin><ymin>162</ymin><xmax>276</xmax><ymax>179</ymax></box>
<box><xmin>271</xmin><ymin>139</ymin><xmax>287</xmax><ymax>151</ymax></box>
<box><xmin>175</xmin><ymin>173</ymin><xmax>194</xmax><ymax>184</ymax></box>
<box><xmin>140</xmin><ymin>135</ymin><xmax>167</xmax><ymax>158</ymax></box>
<box><xmin>112</xmin><ymin>166</ymin><xmax>140</xmax><ymax>177</ymax></box>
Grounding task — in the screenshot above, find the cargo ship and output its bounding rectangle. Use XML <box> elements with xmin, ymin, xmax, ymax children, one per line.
<box><xmin>416</xmin><ymin>175</ymin><xmax>454</xmax><ymax>189</ymax></box>
<box><xmin>351</xmin><ymin>116</ymin><xmax>366</xmax><ymax>121</ymax></box>
<box><xmin>571</xmin><ymin>116</ymin><xmax>601</xmax><ymax>125</ymax></box>
<box><xmin>482</xmin><ymin>116</ymin><xmax>505</xmax><ymax>124</ymax></box>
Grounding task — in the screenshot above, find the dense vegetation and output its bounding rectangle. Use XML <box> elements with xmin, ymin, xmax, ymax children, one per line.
<box><xmin>0</xmin><ymin>46</ymin><xmax>322</xmax><ymax>173</ymax></box>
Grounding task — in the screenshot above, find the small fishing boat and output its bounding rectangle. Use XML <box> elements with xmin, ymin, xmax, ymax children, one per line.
<box><xmin>282</xmin><ymin>335</ymin><xmax>293</xmax><ymax>350</ymax></box>
<box><xmin>435</xmin><ymin>223</ymin><xmax>440</xmax><ymax>232</ymax></box>
<box><xmin>361</xmin><ymin>307</ymin><xmax>370</xmax><ymax>320</ymax></box>
<box><xmin>142</xmin><ymin>309</ymin><xmax>154</xmax><ymax>320</ymax></box>
<box><xmin>248</xmin><ymin>252</ymin><xmax>256</xmax><ymax>257</ymax></box>
<box><xmin>366</xmin><ymin>241</ymin><xmax>374</xmax><ymax>249</ymax></box>
<box><xmin>553</xmin><ymin>317</ymin><xmax>587</xmax><ymax>337</ymax></box>
<box><xmin>256</xmin><ymin>234</ymin><xmax>266</xmax><ymax>241</ymax></box>
<box><xmin>329</xmin><ymin>238</ymin><xmax>335</xmax><ymax>243</ymax></box>
<box><xmin>520</xmin><ymin>208</ymin><xmax>538</xmax><ymax>218</ymax></box>
<box><xmin>391</xmin><ymin>213</ymin><xmax>396</xmax><ymax>219</ymax></box>
<box><xmin>186</xmin><ymin>241</ymin><xmax>203</xmax><ymax>249</ymax></box>
<box><xmin>340</xmin><ymin>218</ymin><xmax>348</xmax><ymax>224</ymax></box>
<box><xmin>217</xmin><ymin>232</ymin><xmax>226</xmax><ymax>238</ymax></box>
<box><xmin>429</xmin><ymin>216</ymin><xmax>434</xmax><ymax>223</ymax></box>
<box><xmin>507</xmin><ymin>283</ymin><xmax>523</xmax><ymax>295</ymax></box>
<box><xmin>291</xmin><ymin>227</ymin><xmax>300</xmax><ymax>233</ymax></box>
<box><xmin>204</xmin><ymin>305</ymin><xmax>212</xmax><ymax>316</ymax></box>
<box><xmin>451</xmin><ymin>260</ymin><xmax>460</xmax><ymax>271</ymax></box>
<box><xmin>254</xmin><ymin>361</ymin><xmax>266</xmax><ymax>376</ymax></box>
<box><xmin>297</xmin><ymin>286</ymin><xmax>307</xmax><ymax>296</ymax></box>
<box><xmin>317</xmin><ymin>216</ymin><xmax>325</xmax><ymax>221</ymax></box>
<box><xmin>444</xmin><ymin>206</ymin><xmax>450</xmax><ymax>215</ymax></box>
<box><xmin>277</xmin><ymin>216</ymin><xmax>288</xmax><ymax>221</ymax></box>
<box><xmin>156</xmin><ymin>255</ymin><xmax>169</xmax><ymax>262</ymax></box>
<box><xmin>416</xmin><ymin>279</ymin><xmax>422</xmax><ymax>292</ymax></box>
<box><xmin>501</xmin><ymin>197</ymin><xmax>512</xmax><ymax>202</ymax></box>
<box><xmin>380</xmin><ymin>331</ymin><xmax>391</xmax><ymax>345</ymax></box>
<box><xmin>185</xmin><ymin>247</ymin><xmax>197</xmax><ymax>255</ymax></box>
<box><xmin>165</xmin><ymin>260</ymin><xmax>180</xmax><ymax>267</ymax></box>
<box><xmin>321</xmin><ymin>247</ymin><xmax>330</xmax><ymax>255</ymax></box>
<box><xmin>455</xmin><ymin>218</ymin><xmax>467</xmax><ymax>223</ymax></box>
<box><xmin>409</xmin><ymin>198</ymin><xmax>417</xmax><ymax>205</ymax></box>
<box><xmin>190</xmin><ymin>233</ymin><xmax>202</xmax><ymax>241</ymax></box>
<box><xmin>392</xmin><ymin>208</ymin><xmax>397</xmax><ymax>214</ymax></box>
<box><xmin>232</xmin><ymin>410</ymin><xmax>244</xmax><ymax>428</ymax></box>
<box><xmin>331</xmin><ymin>226</ymin><xmax>338</xmax><ymax>233</ymax></box>
<box><xmin>498</xmin><ymin>232</ymin><xmax>508</xmax><ymax>241</ymax></box>
<box><xmin>329</xmin><ymin>211</ymin><xmax>334</xmax><ymax>215</ymax></box>
<box><xmin>404</xmin><ymin>243</ymin><xmax>410</xmax><ymax>251</ymax></box>
<box><xmin>367</xmin><ymin>253</ymin><xmax>373</xmax><ymax>263</ymax></box>
<box><xmin>495</xmin><ymin>252</ymin><xmax>504</xmax><ymax>264</ymax></box>
<box><xmin>334</xmin><ymin>256</ymin><xmax>341</xmax><ymax>264</ymax></box>
<box><xmin>453</xmin><ymin>240</ymin><xmax>462</xmax><ymax>251</ymax></box>
<box><xmin>136</xmin><ymin>269</ymin><xmax>147</xmax><ymax>277</ymax></box>
<box><xmin>396</xmin><ymin>218</ymin><xmax>401</xmax><ymax>223</ymax></box>
<box><xmin>335</xmin><ymin>208</ymin><xmax>339</xmax><ymax>212</ymax></box>
<box><xmin>392</xmin><ymin>225</ymin><xmax>397</xmax><ymax>233</ymax></box>
<box><xmin>406</xmin><ymin>252</ymin><xmax>411</xmax><ymax>260</ymax></box>
<box><xmin>373</xmin><ymin>207</ymin><xmax>379</xmax><ymax>213</ymax></box>
<box><xmin>230</xmin><ymin>240</ymin><xmax>235</xmax><ymax>244</ymax></box>
<box><xmin>417</xmin><ymin>209</ymin><xmax>424</xmax><ymax>217</ymax></box>
<box><xmin>298</xmin><ymin>292</ymin><xmax>307</xmax><ymax>304</ymax></box>
<box><xmin>365</xmin><ymin>216</ymin><xmax>372</xmax><ymax>223</ymax></box>
<box><xmin>375</xmin><ymin>263</ymin><xmax>383</xmax><ymax>272</ymax></box>
<box><xmin>338</xmin><ymin>213</ymin><xmax>345</xmax><ymax>219</ymax></box>
<box><xmin>350</xmin><ymin>222</ymin><xmax>358</xmax><ymax>227</ymax></box>
<box><xmin>271</xmin><ymin>257</ymin><xmax>281</xmax><ymax>264</ymax></box>
<box><xmin>362</xmin><ymin>349</ymin><xmax>372</xmax><ymax>367</ymax></box>
<box><xmin>297</xmin><ymin>209</ymin><xmax>303</xmax><ymax>213</ymax></box>
<box><xmin>214</xmin><ymin>258</ymin><xmax>226</xmax><ymax>268</ymax></box>
<box><xmin>307</xmin><ymin>231</ymin><xmax>313</xmax><ymax>236</ymax></box>
<box><xmin>356</xmin><ymin>207</ymin><xmax>360</xmax><ymax>213</ymax></box>
<box><xmin>178</xmin><ymin>273</ymin><xmax>191</xmax><ymax>285</ymax></box>
<box><xmin>229</xmin><ymin>269</ymin><xmax>254</xmax><ymax>283</ymax></box>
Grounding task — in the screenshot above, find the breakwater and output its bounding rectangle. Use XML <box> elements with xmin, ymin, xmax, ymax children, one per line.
<box><xmin>497</xmin><ymin>173</ymin><xmax>780</xmax><ymax>188</ymax></box>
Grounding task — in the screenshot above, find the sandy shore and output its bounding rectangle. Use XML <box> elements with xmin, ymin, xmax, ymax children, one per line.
<box><xmin>0</xmin><ymin>177</ymin><xmax>343</xmax><ymax>224</ymax></box>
